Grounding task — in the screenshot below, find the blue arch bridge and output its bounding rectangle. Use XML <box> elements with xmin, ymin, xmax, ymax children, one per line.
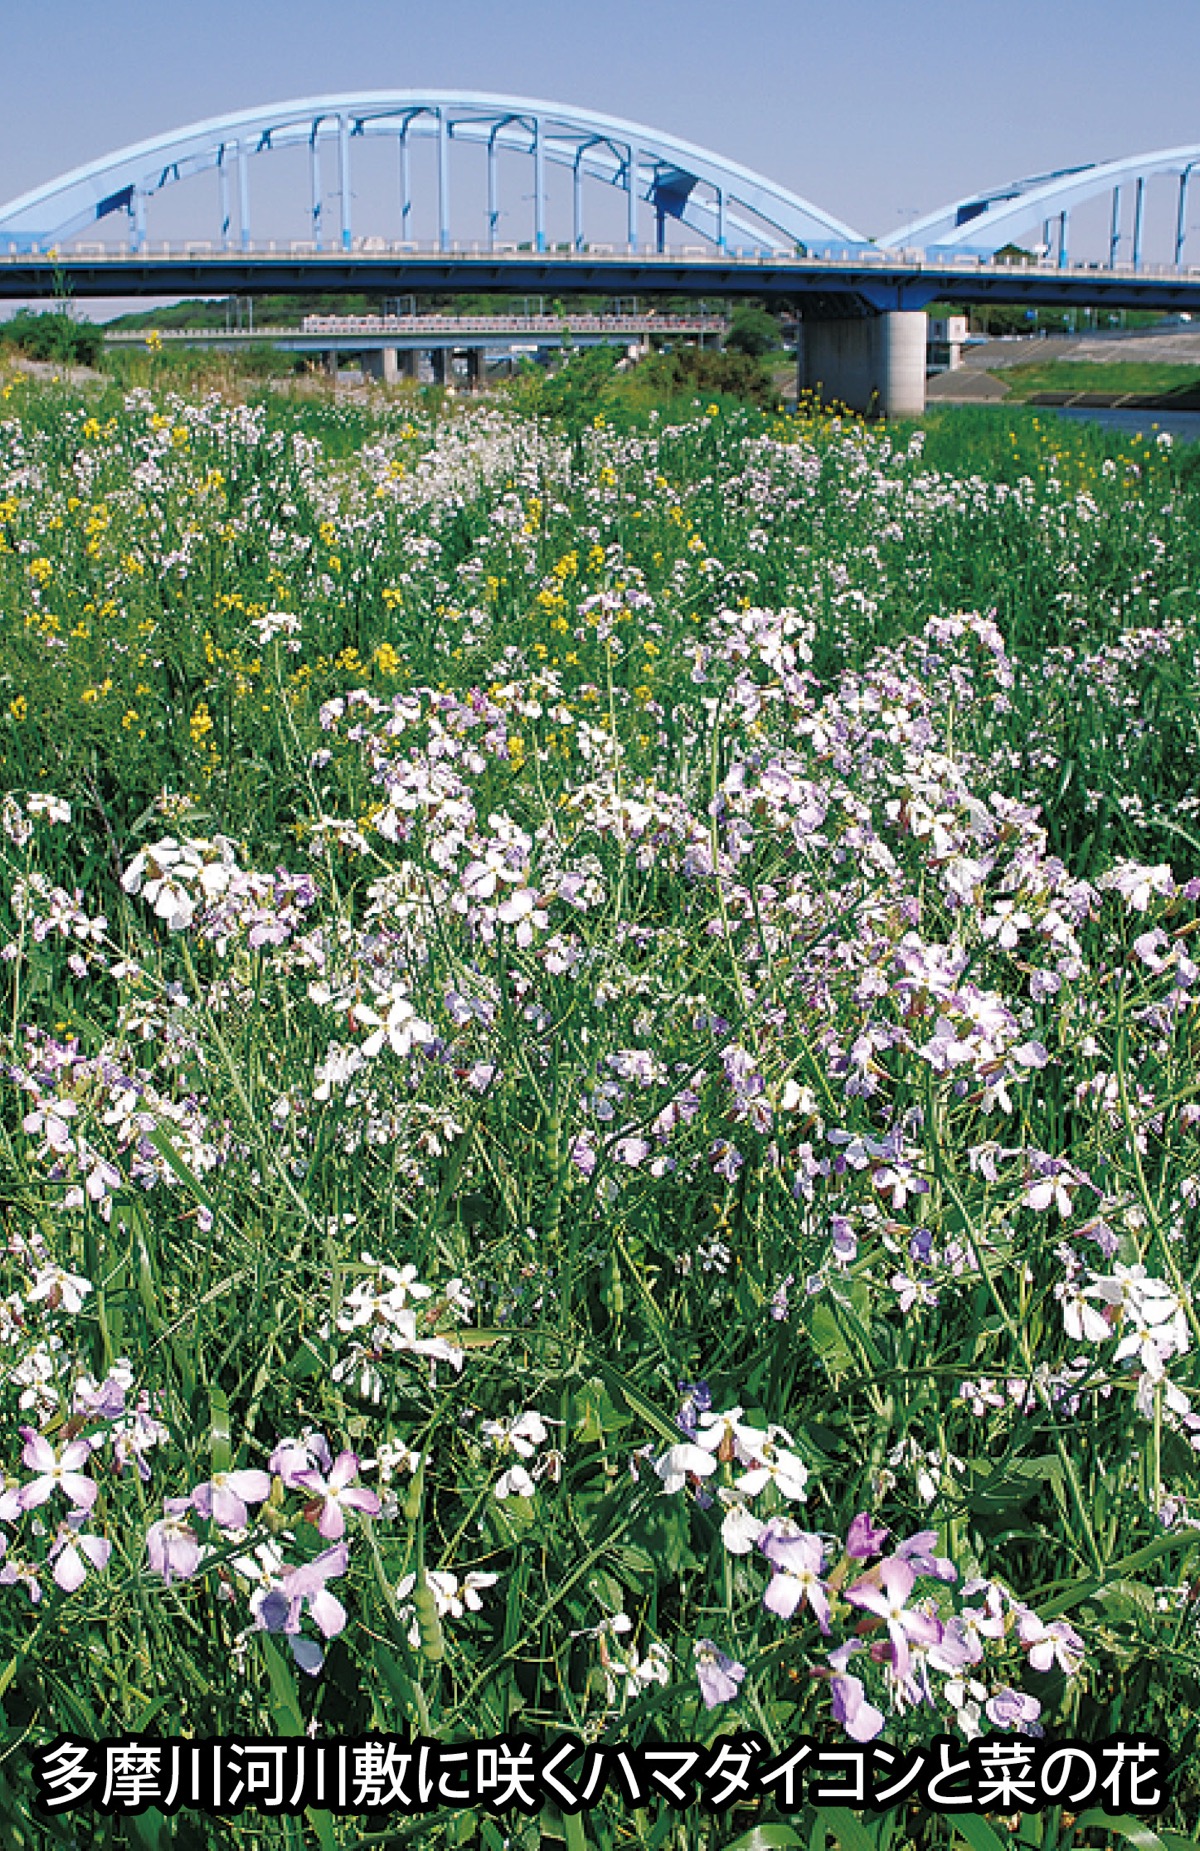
<box><xmin>5</xmin><ymin>92</ymin><xmax>1200</xmax><ymax>414</ymax></box>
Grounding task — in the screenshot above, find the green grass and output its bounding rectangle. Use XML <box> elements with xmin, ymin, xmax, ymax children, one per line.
<box><xmin>999</xmin><ymin>358</ymin><xmax>1200</xmax><ymax>401</ymax></box>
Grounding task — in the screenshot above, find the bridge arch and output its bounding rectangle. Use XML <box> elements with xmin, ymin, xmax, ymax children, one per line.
<box><xmin>0</xmin><ymin>92</ymin><xmax>868</xmax><ymax>257</ymax></box>
<box><xmin>883</xmin><ymin>144</ymin><xmax>1200</xmax><ymax>267</ymax></box>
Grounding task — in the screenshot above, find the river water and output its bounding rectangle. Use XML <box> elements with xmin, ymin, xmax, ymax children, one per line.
<box><xmin>1054</xmin><ymin>406</ymin><xmax>1200</xmax><ymax>443</ymax></box>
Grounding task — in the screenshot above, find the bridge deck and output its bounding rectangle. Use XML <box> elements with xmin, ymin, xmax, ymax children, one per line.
<box><xmin>5</xmin><ymin>247</ymin><xmax>1200</xmax><ymax>312</ymax></box>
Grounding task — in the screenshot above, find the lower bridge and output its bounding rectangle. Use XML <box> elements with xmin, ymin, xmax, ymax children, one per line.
<box><xmin>103</xmin><ymin>311</ymin><xmax>728</xmax><ymax>382</ymax></box>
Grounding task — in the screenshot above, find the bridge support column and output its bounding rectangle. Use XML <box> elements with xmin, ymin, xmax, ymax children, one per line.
<box><xmin>466</xmin><ymin>347</ymin><xmax>487</xmax><ymax>389</ymax></box>
<box><xmin>360</xmin><ymin>348</ymin><xmax>400</xmax><ymax>383</ymax></box>
<box><xmin>798</xmin><ymin>308</ymin><xmax>926</xmax><ymax>418</ymax></box>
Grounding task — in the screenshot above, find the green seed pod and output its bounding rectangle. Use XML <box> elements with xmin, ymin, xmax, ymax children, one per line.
<box><xmin>604</xmin><ymin>1248</ymin><xmax>624</xmax><ymax>1318</ymax></box>
<box><xmin>413</xmin><ymin>1577</ymin><xmax>445</xmax><ymax>1664</ymax></box>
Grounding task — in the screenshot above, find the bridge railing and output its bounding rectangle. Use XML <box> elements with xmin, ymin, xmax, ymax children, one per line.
<box><xmin>6</xmin><ymin>239</ymin><xmax>1200</xmax><ymax>280</ymax></box>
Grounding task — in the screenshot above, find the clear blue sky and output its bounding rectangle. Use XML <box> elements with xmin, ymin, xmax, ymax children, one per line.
<box><xmin>2</xmin><ymin>0</ymin><xmax>1198</xmax><ymax>251</ymax></box>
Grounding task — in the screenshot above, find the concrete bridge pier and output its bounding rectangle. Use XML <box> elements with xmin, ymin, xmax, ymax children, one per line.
<box><xmin>360</xmin><ymin>347</ymin><xmax>400</xmax><ymax>383</ymax></box>
<box><xmin>798</xmin><ymin>307</ymin><xmax>926</xmax><ymax>418</ymax></box>
<box><xmin>466</xmin><ymin>347</ymin><xmax>487</xmax><ymax>389</ymax></box>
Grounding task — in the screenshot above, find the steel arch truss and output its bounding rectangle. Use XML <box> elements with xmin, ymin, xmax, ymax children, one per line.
<box><xmin>0</xmin><ymin>91</ymin><xmax>868</xmax><ymax>256</ymax></box>
<box><xmin>883</xmin><ymin>144</ymin><xmax>1200</xmax><ymax>268</ymax></box>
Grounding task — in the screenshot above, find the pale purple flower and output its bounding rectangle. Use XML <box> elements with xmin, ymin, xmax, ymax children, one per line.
<box><xmin>0</xmin><ymin>1557</ymin><xmax>41</xmax><ymax>1604</ymax></box>
<box><xmin>18</xmin><ymin>1429</ymin><xmax>97</xmax><ymax>1513</ymax></box>
<box><xmin>191</xmin><ymin>1469</ymin><xmax>272</xmax><ymax>1531</ymax></box>
<box><xmin>296</xmin><ymin>1451</ymin><xmax>380</xmax><ymax>1540</ymax></box>
<box><xmin>927</xmin><ymin>1615</ymin><xmax>985</xmax><ymax>1673</ymax></box>
<box><xmin>894</xmin><ymin>1531</ymin><xmax>957</xmax><ymax>1582</ymax></box>
<box><xmin>830</xmin><ymin>1217</ymin><xmax>857</xmax><ymax>1266</ymax></box>
<box><xmin>48</xmin><ymin>1517</ymin><xmax>111</xmax><ymax>1593</ymax></box>
<box><xmin>759</xmin><ymin>1521</ymin><xmax>830</xmax><ymax>1632</ymax></box>
<box><xmin>570</xmin><ymin>1136</ymin><xmax>597</xmax><ymax>1177</ymax></box>
<box><xmin>694</xmin><ymin>1638</ymin><xmax>746</xmax><ymax>1710</ymax></box>
<box><xmin>845</xmin><ymin>1558</ymin><xmax>942</xmax><ymax>1678</ymax></box>
<box><xmin>676</xmin><ymin>1380</ymin><xmax>713</xmax><ymax>1437</ymax></box>
<box><xmin>830</xmin><ymin>1671</ymin><xmax>886</xmax><ymax>1743</ymax></box>
<box><xmin>112</xmin><ymin>1396</ymin><xmax>169</xmax><ymax>1482</ymax></box>
<box><xmin>146</xmin><ymin>1498</ymin><xmax>202</xmax><ymax>1584</ymax></box>
<box><xmin>984</xmin><ymin>1686</ymin><xmax>1043</xmax><ymax>1735</ymax></box>
<box><xmin>846</xmin><ymin>1512</ymin><xmax>889</xmax><ymax>1559</ymax></box>
<box><xmin>73</xmin><ymin>1367</ymin><xmax>130</xmax><ymax>1422</ymax></box>
<box><xmin>270</xmin><ymin>1432</ymin><xmax>332</xmax><ymax>1488</ymax></box>
<box><xmin>257</xmin><ymin>1544</ymin><xmax>348</xmax><ymax>1675</ymax></box>
<box><xmin>1017</xmin><ymin>1612</ymin><xmax>1085</xmax><ymax>1677</ymax></box>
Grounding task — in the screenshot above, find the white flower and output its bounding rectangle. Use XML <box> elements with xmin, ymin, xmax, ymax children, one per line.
<box><xmin>693</xmin><ymin>1407</ymin><xmax>759</xmax><ymax>1456</ymax></box>
<box><xmin>734</xmin><ymin>1428</ymin><xmax>809</xmax><ymax>1501</ymax></box>
<box><xmin>22</xmin><ymin>1101</ymin><xmax>78</xmax><ymax>1153</ymax></box>
<box><xmin>493</xmin><ymin>1464</ymin><xmax>537</xmax><ymax>1499</ymax></box>
<box><xmin>250</xmin><ymin>611</ymin><xmax>301</xmax><ymax>645</ymax></box>
<box><xmin>355</xmin><ymin>990</ymin><xmax>435</xmax><ymax>1061</ymax></box>
<box><xmin>1057</xmin><ymin>1280</ymin><xmax>1112</xmax><ymax>1344</ymax></box>
<box><xmin>1025</xmin><ymin>1171</ymin><xmax>1077</xmax><ymax>1217</ymax></box>
<box><xmin>28</xmin><ymin>1266</ymin><xmax>92</xmax><ymax>1316</ymax></box>
<box><xmin>26</xmin><ymin>794</ymin><xmax>72</xmax><ymax>825</ymax></box>
<box><xmin>481</xmin><ymin>1411</ymin><xmax>549</xmax><ymax>1458</ymax></box>
<box><xmin>654</xmin><ymin>1443</ymin><xmax>718</xmax><ymax>1495</ymax></box>
<box><xmin>395</xmin><ymin>1568</ymin><xmax>498</xmax><ymax>1636</ymax></box>
<box><xmin>718</xmin><ymin>1493</ymin><xmax>765</xmax><ymax>1555</ymax></box>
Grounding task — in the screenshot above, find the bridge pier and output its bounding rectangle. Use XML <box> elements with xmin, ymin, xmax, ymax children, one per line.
<box><xmin>360</xmin><ymin>347</ymin><xmax>401</xmax><ymax>384</ymax></box>
<box><xmin>466</xmin><ymin>347</ymin><xmax>487</xmax><ymax>389</ymax></box>
<box><xmin>798</xmin><ymin>307</ymin><xmax>926</xmax><ymax>418</ymax></box>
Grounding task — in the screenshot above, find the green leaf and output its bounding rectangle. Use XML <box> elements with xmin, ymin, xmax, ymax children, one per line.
<box><xmin>563</xmin><ymin>1814</ymin><xmax>592</xmax><ymax>1851</ymax></box>
<box><xmin>145</xmin><ymin>1123</ymin><xmax>216</xmax><ymax>1213</ymax></box>
<box><xmin>208</xmin><ymin>1384</ymin><xmax>231</xmax><ymax>1475</ymax></box>
<box><xmin>1071</xmin><ymin>1816</ymin><xmax>1170</xmax><ymax>1851</ymax></box>
<box><xmin>954</xmin><ymin>1819</ymin><xmax>1012</xmax><ymax>1851</ymax></box>
<box><xmin>588</xmin><ymin>1356</ymin><xmax>687</xmax><ymax>1448</ymax></box>
<box><xmin>966</xmin><ymin>1453</ymin><xmax>1063</xmax><ymax>1514</ymax></box>
<box><xmin>1037</xmin><ymin>1532</ymin><xmax>1200</xmax><ymax>1618</ymax></box>
<box><xmin>808</xmin><ymin>1301</ymin><xmax>854</xmax><ymax>1375</ymax></box>
<box><xmin>811</xmin><ymin>1809</ymin><xmax>880</xmax><ymax>1851</ymax></box>
<box><xmin>371</xmin><ymin>1642</ymin><xmax>427</xmax><ymax>1731</ymax></box>
<box><xmin>124</xmin><ymin>1811</ymin><xmax>170</xmax><ymax>1851</ymax></box>
<box><xmin>723</xmin><ymin>1828</ymin><xmax>805</xmax><ymax>1851</ymax></box>
<box><xmin>261</xmin><ymin>1637</ymin><xmax>305</xmax><ymax>1736</ymax></box>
